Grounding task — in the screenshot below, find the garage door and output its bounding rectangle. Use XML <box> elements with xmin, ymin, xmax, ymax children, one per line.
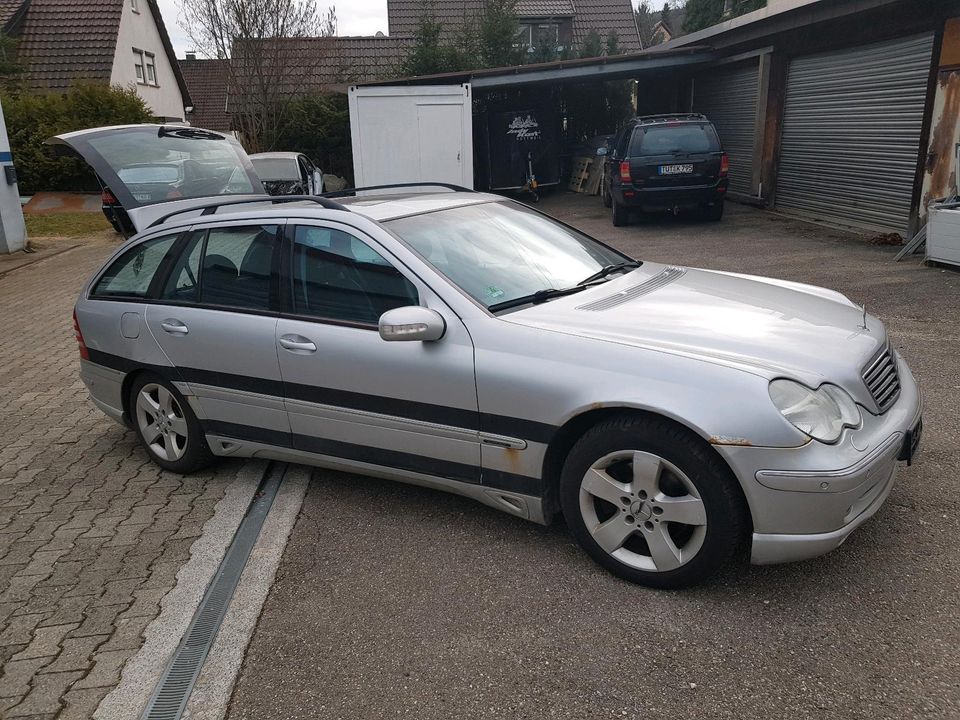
<box><xmin>694</xmin><ymin>61</ymin><xmax>759</xmax><ymax>196</ymax></box>
<box><xmin>776</xmin><ymin>34</ymin><xmax>935</xmax><ymax>235</ymax></box>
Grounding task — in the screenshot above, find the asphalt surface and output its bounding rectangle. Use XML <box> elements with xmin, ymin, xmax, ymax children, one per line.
<box><xmin>226</xmin><ymin>196</ymin><xmax>960</xmax><ymax>720</ymax></box>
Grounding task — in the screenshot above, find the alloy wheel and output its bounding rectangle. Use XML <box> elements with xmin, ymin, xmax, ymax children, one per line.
<box><xmin>578</xmin><ymin>450</ymin><xmax>707</xmax><ymax>572</ymax></box>
<box><xmin>135</xmin><ymin>383</ymin><xmax>189</xmax><ymax>462</ymax></box>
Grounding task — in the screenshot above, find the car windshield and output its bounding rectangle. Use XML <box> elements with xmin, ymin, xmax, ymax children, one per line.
<box><xmin>630</xmin><ymin>123</ymin><xmax>720</xmax><ymax>155</ymax></box>
<box><xmin>86</xmin><ymin>127</ymin><xmax>258</xmax><ymax>201</ymax></box>
<box><xmin>251</xmin><ymin>157</ymin><xmax>300</xmax><ymax>181</ymax></box>
<box><xmin>386</xmin><ymin>201</ymin><xmax>631</xmax><ymax>310</ymax></box>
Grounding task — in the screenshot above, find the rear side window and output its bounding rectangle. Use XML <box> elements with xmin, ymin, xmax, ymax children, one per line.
<box><xmin>92</xmin><ymin>234</ymin><xmax>178</xmax><ymax>298</ymax></box>
<box><xmin>629</xmin><ymin>123</ymin><xmax>720</xmax><ymax>155</ymax></box>
<box><xmin>200</xmin><ymin>225</ymin><xmax>278</xmax><ymax>311</ymax></box>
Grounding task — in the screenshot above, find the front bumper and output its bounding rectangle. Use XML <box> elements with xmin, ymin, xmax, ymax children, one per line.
<box><xmin>715</xmin><ymin>352</ymin><xmax>922</xmax><ymax>565</ymax></box>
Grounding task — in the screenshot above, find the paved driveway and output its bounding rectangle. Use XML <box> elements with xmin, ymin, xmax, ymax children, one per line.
<box><xmin>226</xmin><ymin>196</ymin><xmax>960</xmax><ymax>720</ymax></box>
<box><xmin>0</xmin><ymin>239</ymin><xmax>247</xmax><ymax>719</ymax></box>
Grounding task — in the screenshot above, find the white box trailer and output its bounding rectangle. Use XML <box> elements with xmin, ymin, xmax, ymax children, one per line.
<box><xmin>348</xmin><ymin>84</ymin><xmax>474</xmax><ymax>189</ymax></box>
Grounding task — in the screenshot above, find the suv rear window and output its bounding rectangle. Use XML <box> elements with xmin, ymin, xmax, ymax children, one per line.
<box><xmin>629</xmin><ymin>123</ymin><xmax>720</xmax><ymax>155</ymax></box>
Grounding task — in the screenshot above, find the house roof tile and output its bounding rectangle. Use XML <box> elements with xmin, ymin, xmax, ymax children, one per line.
<box><xmin>179</xmin><ymin>57</ymin><xmax>229</xmax><ymax>131</ymax></box>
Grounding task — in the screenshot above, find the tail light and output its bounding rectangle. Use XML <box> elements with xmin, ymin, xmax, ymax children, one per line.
<box><xmin>719</xmin><ymin>153</ymin><xmax>729</xmax><ymax>177</ymax></box>
<box><xmin>101</xmin><ymin>188</ymin><xmax>117</xmax><ymax>205</ymax></box>
<box><xmin>619</xmin><ymin>160</ymin><xmax>632</xmax><ymax>183</ymax></box>
<box><xmin>73</xmin><ymin>309</ymin><xmax>89</xmax><ymax>360</ymax></box>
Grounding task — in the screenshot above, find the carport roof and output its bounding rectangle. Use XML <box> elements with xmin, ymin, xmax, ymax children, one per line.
<box><xmin>352</xmin><ymin>45</ymin><xmax>715</xmax><ymax>90</ymax></box>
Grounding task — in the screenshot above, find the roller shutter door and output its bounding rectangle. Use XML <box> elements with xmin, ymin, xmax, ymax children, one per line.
<box><xmin>694</xmin><ymin>61</ymin><xmax>759</xmax><ymax>196</ymax></box>
<box><xmin>776</xmin><ymin>34</ymin><xmax>935</xmax><ymax>235</ymax></box>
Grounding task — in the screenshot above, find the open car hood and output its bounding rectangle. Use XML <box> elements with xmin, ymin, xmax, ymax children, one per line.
<box><xmin>47</xmin><ymin>125</ymin><xmax>267</xmax><ymax>234</ymax></box>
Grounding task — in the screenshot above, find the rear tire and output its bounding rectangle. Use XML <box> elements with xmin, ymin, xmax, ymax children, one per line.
<box><xmin>612</xmin><ymin>199</ymin><xmax>630</xmax><ymax>227</ymax></box>
<box><xmin>704</xmin><ymin>200</ymin><xmax>724</xmax><ymax>222</ymax></box>
<box><xmin>602</xmin><ymin>180</ymin><xmax>612</xmax><ymax>208</ymax></box>
<box><xmin>559</xmin><ymin>414</ymin><xmax>747</xmax><ymax>589</ymax></box>
<box><xmin>129</xmin><ymin>373</ymin><xmax>215</xmax><ymax>474</ymax></box>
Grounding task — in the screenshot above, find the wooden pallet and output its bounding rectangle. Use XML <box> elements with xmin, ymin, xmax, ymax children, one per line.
<box><xmin>568</xmin><ymin>156</ymin><xmax>592</xmax><ymax>192</ymax></box>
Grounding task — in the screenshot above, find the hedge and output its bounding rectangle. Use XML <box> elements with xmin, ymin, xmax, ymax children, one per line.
<box><xmin>2</xmin><ymin>83</ymin><xmax>153</xmax><ymax>194</ymax></box>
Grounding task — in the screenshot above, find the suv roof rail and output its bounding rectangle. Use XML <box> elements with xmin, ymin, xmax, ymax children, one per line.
<box><xmin>148</xmin><ymin>195</ymin><xmax>349</xmax><ymax>228</ymax></box>
<box><xmin>321</xmin><ymin>182</ymin><xmax>472</xmax><ymax>198</ymax></box>
<box><xmin>634</xmin><ymin>113</ymin><xmax>709</xmax><ymax>124</ymax></box>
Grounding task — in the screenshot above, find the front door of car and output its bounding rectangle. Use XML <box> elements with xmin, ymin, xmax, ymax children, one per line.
<box><xmin>145</xmin><ymin>222</ymin><xmax>289</xmax><ymax>444</ymax></box>
<box><xmin>275</xmin><ymin>221</ymin><xmax>481</xmax><ymax>482</ymax></box>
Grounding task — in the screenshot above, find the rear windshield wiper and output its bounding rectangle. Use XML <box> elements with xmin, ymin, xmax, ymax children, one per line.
<box><xmin>577</xmin><ymin>260</ymin><xmax>642</xmax><ymax>286</ymax></box>
<box><xmin>488</xmin><ymin>285</ymin><xmax>590</xmax><ymax>313</ymax></box>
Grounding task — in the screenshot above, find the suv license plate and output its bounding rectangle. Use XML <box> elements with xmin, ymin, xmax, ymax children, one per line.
<box><xmin>659</xmin><ymin>164</ymin><xmax>693</xmax><ymax>175</ymax></box>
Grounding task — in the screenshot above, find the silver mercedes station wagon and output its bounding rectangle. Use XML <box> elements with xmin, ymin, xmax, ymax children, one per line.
<box><xmin>60</xmin><ymin>125</ymin><xmax>922</xmax><ymax>588</ymax></box>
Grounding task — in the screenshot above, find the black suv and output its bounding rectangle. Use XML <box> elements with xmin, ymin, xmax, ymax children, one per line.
<box><xmin>600</xmin><ymin>114</ymin><xmax>728</xmax><ymax>226</ymax></box>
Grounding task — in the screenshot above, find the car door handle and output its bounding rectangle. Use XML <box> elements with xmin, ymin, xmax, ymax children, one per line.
<box><xmin>160</xmin><ymin>319</ymin><xmax>189</xmax><ymax>335</ymax></box>
<box><xmin>279</xmin><ymin>334</ymin><xmax>317</xmax><ymax>353</ymax></box>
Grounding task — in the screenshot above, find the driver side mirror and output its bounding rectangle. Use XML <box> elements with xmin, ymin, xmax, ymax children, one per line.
<box><xmin>379</xmin><ymin>306</ymin><xmax>446</xmax><ymax>342</ymax></box>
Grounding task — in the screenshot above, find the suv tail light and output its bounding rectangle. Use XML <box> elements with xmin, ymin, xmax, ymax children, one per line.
<box><xmin>719</xmin><ymin>153</ymin><xmax>729</xmax><ymax>177</ymax></box>
<box><xmin>73</xmin><ymin>309</ymin><xmax>89</xmax><ymax>360</ymax></box>
<box><xmin>101</xmin><ymin>188</ymin><xmax>117</xmax><ymax>205</ymax></box>
<box><xmin>619</xmin><ymin>160</ymin><xmax>632</xmax><ymax>183</ymax></box>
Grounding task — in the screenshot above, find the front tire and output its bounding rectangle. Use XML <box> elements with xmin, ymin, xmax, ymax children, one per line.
<box><xmin>130</xmin><ymin>373</ymin><xmax>215</xmax><ymax>474</ymax></box>
<box><xmin>560</xmin><ymin>414</ymin><xmax>746</xmax><ymax>589</ymax></box>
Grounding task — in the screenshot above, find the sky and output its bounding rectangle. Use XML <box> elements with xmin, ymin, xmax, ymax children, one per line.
<box><xmin>155</xmin><ymin>0</ymin><xmax>391</xmax><ymax>57</ymax></box>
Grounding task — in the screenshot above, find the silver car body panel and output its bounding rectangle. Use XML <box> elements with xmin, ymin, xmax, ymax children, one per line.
<box><xmin>72</xmin><ymin>167</ymin><xmax>922</xmax><ymax>566</ymax></box>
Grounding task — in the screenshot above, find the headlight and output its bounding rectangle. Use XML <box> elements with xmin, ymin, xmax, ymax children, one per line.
<box><xmin>768</xmin><ymin>379</ymin><xmax>861</xmax><ymax>443</ymax></box>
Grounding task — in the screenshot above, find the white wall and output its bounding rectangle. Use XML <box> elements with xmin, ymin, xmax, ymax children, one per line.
<box><xmin>110</xmin><ymin>0</ymin><xmax>185</xmax><ymax>120</ymax></box>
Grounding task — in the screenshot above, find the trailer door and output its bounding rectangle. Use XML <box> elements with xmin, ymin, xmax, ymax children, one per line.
<box><xmin>348</xmin><ymin>84</ymin><xmax>474</xmax><ymax>189</ymax></box>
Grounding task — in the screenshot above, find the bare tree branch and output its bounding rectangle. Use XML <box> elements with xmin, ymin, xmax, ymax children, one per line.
<box><xmin>178</xmin><ymin>0</ymin><xmax>337</xmax><ymax>152</ymax></box>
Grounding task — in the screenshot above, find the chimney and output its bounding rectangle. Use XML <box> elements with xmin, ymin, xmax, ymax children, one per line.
<box><xmin>185</xmin><ymin>51</ymin><xmax>197</xmax><ymax>61</ymax></box>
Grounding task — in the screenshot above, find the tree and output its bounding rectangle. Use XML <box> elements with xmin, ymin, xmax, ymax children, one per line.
<box><xmin>634</xmin><ymin>2</ymin><xmax>657</xmax><ymax>48</ymax></box>
<box><xmin>477</xmin><ymin>0</ymin><xmax>519</xmax><ymax>67</ymax></box>
<box><xmin>579</xmin><ymin>30</ymin><xmax>603</xmax><ymax>59</ymax></box>
<box><xmin>400</xmin><ymin>12</ymin><xmax>456</xmax><ymax>76</ymax></box>
<box><xmin>683</xmin><ymin>0</ymin><xmax>765</xmax><ymax>33</ymax></box>
<box><xmin>605</xmin><ymin>31</ymin><xmax>621</xmax><ymax>56</ymax></box>
<box><xmin>179</xmin><ymin>0</ymin><xmax>335</xmax><ymax>153</ymax></box>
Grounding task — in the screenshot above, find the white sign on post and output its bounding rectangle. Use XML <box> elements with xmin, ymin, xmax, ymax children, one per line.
<box><xmin>0</xmin><ymin>97</ymin><xmax>26</xmax><ymax>254</ymax></box>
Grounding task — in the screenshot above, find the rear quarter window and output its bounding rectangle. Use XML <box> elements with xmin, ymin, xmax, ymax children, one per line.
<box><xmin>629</xmin><ymin>123</ymin><xmax>720</xmax><ymax>155</ymax></box>
<box><xmin>92</xmin><ymin>234</ymin><xmax>178</xmax><ymax>299</ymax></box>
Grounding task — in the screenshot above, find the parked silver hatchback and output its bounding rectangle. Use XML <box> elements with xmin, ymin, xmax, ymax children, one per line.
<box><xmin>63</xmin><ymin>126</ymin><xmax>922</xmax><ymax>588</ymax></box>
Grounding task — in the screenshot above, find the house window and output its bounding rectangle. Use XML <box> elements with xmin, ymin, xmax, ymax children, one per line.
<box><xmin>133</xmin><ymin>49</ymin><xmax>144</xmax><ymax>83</ymax></box>
<box><xmin>133</xmin><ymin>48</ymin><xmax>158</xmax><ymax>86</ymax></box>
<box><xmin>145</xmin><ymin>53</ymin><xmax>157</xmax><ymax>85</ymax></box>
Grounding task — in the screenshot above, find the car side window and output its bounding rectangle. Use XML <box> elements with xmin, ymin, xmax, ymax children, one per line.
<box><xmin>160</xmin><ymin>232</ymin><xmax>203</xmax><ymax>302</ymax></box>
<box><xmin>291</xmin><ymin>225</ymin><xmax>419</xmax><ymax>325</ymax></box>
<box><xmin>92</xmin><ymin>234</ymin><xmax>178</xmax><ymax>299</ymax></box>
<box><xmin>200</xmin><ymin>225</ymin><xmax>278</xmax><ymax>311</ymax></box>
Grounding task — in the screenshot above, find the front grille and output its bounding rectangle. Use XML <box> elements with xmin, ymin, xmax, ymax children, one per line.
<box><xmin>862</xmin><ymin>344</ymin><xmax>900</xmax><ymax>412</ymax></box>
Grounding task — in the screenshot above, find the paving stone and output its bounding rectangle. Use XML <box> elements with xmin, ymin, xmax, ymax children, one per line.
<box><xmin>0</xmin><ymin>614</ymin><xmax>47</xmax><ymax>647</ymax></box>
<box><xmin>4</xmin><ymin>670</ymin><xmax>83</xmax><ymax>717</ymax></box>
<box><xmin>59</xmin><ymin>685</ymin><xmax>112</xmax><ymax>720</ymax></box>
<box><xmin>38</xmin><ymin>634</ymin><xmax>108</xmax><ymax>674</ymax></box>
<box><xmin>0</xmin><ymin>657</ymin><xmax>54</xmax><ymax>698</ymax></box>
<box><xmin>10</xmin><ymin>623</ymin><xmax>79</xmax><ymax>661</ymax></box>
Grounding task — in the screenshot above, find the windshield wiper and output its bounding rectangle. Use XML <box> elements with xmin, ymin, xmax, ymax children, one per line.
<box><xmin>577</xmin><ymin>260</ymin><xmax>642</xmax><ymax>286</ymax></box>
<box><xmin>488</xmin><ymin>285</ymin><xmax>591</xmax><ymax>313</ymax></box>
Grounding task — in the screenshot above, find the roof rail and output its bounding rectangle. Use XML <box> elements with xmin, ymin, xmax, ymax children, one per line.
<box><xmin>321</xmin><ymin>182</ymin><xmax>472</xmax><ymax>198</ymax></box>
<box><xmin>148</xmin><ymin>195</ymin><xmax>349</xmax><ymax>228</ymax></box>
<box><xmin>634</xmin><ymin>113</ymin><xmax>708</xmax><ymax>124</ymax></box>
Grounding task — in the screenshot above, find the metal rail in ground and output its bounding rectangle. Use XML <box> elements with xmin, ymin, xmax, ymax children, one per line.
<box><xmin>140</xmin><ymin>462</ymin><xmax>287</xmax><ymax>720</ymax></box>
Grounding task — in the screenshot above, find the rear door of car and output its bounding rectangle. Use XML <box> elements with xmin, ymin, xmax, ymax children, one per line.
<box><xmin>144</xmin><ymin>220</ymin><xmax>290</xmax><ymax>446</ymax></box>
<box><xmin>274</xmin><ymin>220</ymin><xmax>481</xmax><ymax>482</ymax></box>
<box><xmin>48</xmin><ymin>125</ymin><xmax>267</xmax><ymax>233</ymax></box>
<box><xmin>628</xmin><ymin>121</ymin><xmax>723</xmax><ymax>188</ymax></box>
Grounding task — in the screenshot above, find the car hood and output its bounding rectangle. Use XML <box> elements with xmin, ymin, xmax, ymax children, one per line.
<box><xmin>503</xmin><ymin>262</ymin><xmax>885</xmax><ymax>399</ymax></box>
